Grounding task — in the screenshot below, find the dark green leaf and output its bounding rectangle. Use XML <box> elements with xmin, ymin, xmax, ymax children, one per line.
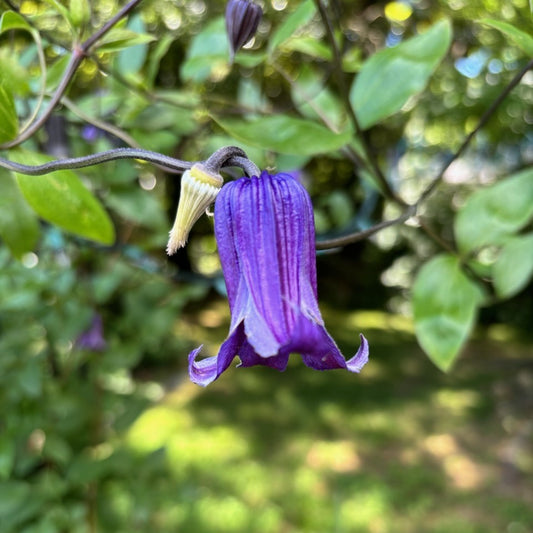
<box><xmin>212</xmin><ymin>114</ymin><xmax>351</xmax><ymax>156</ymax></box>
<box><xmin>480</xmin><ymin>19</ymin><xmax>533</xmax><ymax>56</ymax></box>
<box><xmin>0</xmin><ymin>438</ymin><xmax>15</xmax><ymax>481</ymax></box>
<box><xmin>0</xmin><ymin>169</ymin><xmax>39</xmax><ymax>257</ymax></box>
<box><xmin>10</xmin><ymin>150</ymin><xmax>115</xmax><ymax>245</ymax></box>
<box><xmin>413</xmin><ymin>254</ymin><xmax>483</xmax><ymax>371</ymax></box>
<box><xmin>493</xmin><ymin>233</ymin><xmax>533</xmax><ymax>299</ymax></box>
<box><xmin>0</xmin><ymin>83</ymin><xmax>18</xmax><ymax>142</ymax></box>
<box><xmin>268</xmin><ymin>0</ymin><xmax>316</xmax><ymax>54</ymax></box>
<box><xmin>350</xmin><ymin>19</ymin><xmax>452</xmax><ymax>129</ymax></box>
<box><xmin>454</xmin><ymin>168</ymin><xmax>533</xmax><ymax>253</ymax></box>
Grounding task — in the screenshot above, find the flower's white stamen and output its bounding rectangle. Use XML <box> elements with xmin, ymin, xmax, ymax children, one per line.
<box><xmin>166</xmin><ymin>164</ymin><xmax>223</xmax><ymax>255</ymax></box>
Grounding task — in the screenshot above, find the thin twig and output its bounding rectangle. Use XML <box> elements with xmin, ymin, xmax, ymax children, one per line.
<box><xmin>313</xmin><ymin>0</ymin><xmax>406</xmax><ymax>206</ymax></box>
<box><xmin>316</xmin><ymin>206</ymin><xmax>416</xmax><ymax>250</ymax></box>
<box><xmin>417</xmin><ymin>56</ymin><xmax>533</xmax><ymax>206</ymax></box>
<box><xmin>316</xmin><ymin>57</ymin><xmax>533</xmax><ymax>250</ymax></box>
<box><xmin>0</xmin><ymin>0</ymin><xmax>144</xmax><ymax>149</ymax></box>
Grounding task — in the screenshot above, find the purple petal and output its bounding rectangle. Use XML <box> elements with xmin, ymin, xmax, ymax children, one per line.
<box><xmin>188</xmin><ymin>325</ymin><xmax>244</xmax><ymax>387</ymax></box>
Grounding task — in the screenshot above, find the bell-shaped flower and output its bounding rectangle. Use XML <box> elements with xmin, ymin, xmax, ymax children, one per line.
<box><xmin>189</xmin><ymin>171</ymin><xmax>369</xmax><ymax>386</ymax></box>
<box><xmin>225</xmin><ymin>0</ymin><xmax>262</xmax><ymax>62</ymax></box>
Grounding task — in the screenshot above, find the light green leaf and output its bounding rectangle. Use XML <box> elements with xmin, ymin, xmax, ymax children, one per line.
<box><xmin>212</xmin><ymin>114</ymin><xmax>351</xmax><ymax>156</ymax></box>
<box><xmin>69</xmin><ymin>0</ymin><xmax>90</xmax><ymax>27</ymax></box>
<box><xmin>181</xmin><ymin>18</ymin><xmax>228</xmax><ymax>82</ymax></box>
<box><xmin>454</xmin><ymin>168</ymin><xmax>533</xmax><ymax>253</ymax></box>
<box><xmin>0</xmin><ymin>169</ymin><xmax>39</xmax><ymax>257</ymax></box>
<box><xmin>282</xmin><ymin>37</ymin><xmax>332</xmax><ymax>60</ymax></box>
<box><xmin>413</xmin><ymin>254</ymin><xmax>483</xmax><ymax>371</ymax></box>
<box><xmin>0</xmin><ymin>10</ymin><xmax>32</xmax><ymax>32</ymax></box>
<box><xmin>98</xmin><ymin>29</ymin><xmax>156</xmax><ymax>53</ymax></box>
<box><xmin>268</xmin><ymin>0</ymin><xmax>316</xmax><ymax>54</ymax></box>
<box><xmin>493</xmin><ymin>233</ymin><xmax>533</xmax><ymax>299</ymax></box>
<box><xmin>480</xmin><ymin>19</ymin><xmax>533</xmax><ymax>56</ymax></box>
<box><xmin>291</xmin><ymin>65</ymin><xmax>347</xmax><ymax>131</ymax></box>
<box><xmin>10</xmin><ymin>150</ymin><xmax>115</xmax><ymax>245</ymax></box>
<box><xmin>0</xmin><ymin>50</ymin><xmax>31</xmax><ymax>96</ymax></box>
<box><xmin>0</xmin><ymin>83</ymin><xmax>18</xmax><ymax>142</ymax></box>
<box><xmin>350</xmin><ymin>19</ymin><xmax>452</xmax><ymax>129</ymax></box>
<box><xmin>117</xmin><ymin>14</ymin><xmax>149</xmax><ymax>76</ymax></box>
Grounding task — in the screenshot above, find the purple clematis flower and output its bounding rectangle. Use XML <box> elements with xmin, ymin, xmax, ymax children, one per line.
<box><xmin>76</xmin><ymin>314</ymin><xmax>106</xmax><ymax>352</ymax></box>
<box><xmin>189</xmin><ymin>171</ymin><xmax>369</xmax><ymax>386</ymax></box>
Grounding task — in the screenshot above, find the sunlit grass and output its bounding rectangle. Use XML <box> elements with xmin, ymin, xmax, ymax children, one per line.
<box><xmin>106</xmin><ymin>303</ymin><xmax>533</xmax><ymax>532</ymax></box>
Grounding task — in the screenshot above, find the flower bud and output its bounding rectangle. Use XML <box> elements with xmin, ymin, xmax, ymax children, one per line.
<box><xmin>166</xmin><ymin>164</ymin><xmax>223</xmax><ymax>255</ymax></box>
<box><xmin>225</xmin><ymin>0</ymin><xmax>262</xmax><ymax>62</ymax></box>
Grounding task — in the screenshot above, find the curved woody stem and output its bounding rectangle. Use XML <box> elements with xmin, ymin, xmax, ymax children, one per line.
<box><xmin>0</xmin><ymin>0</ymin><xmax>144</xmax><ymax>149</ymax></box>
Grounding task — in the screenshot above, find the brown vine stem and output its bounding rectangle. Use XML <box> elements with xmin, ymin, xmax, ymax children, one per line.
<box><xmin>0</xmin><ymin>0</ymin><xmax>144</xmax><ymax>149</ymax></box>
<box><xmin>313</xmin><ymin>0</ymin><xmax>406</xmax><ymax>207</ymax></box>
<box><xmin>317</xmin><ymin>56</ymin><xmax>533</xmax><ymax>250</ymax></box>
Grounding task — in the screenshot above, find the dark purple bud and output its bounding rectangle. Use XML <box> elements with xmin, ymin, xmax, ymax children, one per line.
<box><xmin>225</xmin><ymin>0</ymin><xmax>262</xmax><ymax>62</ymax></box>
<box><xmin>76</xmin><ymin>314</ymin><xmax>107</xmax><ymax>352</ymax></box>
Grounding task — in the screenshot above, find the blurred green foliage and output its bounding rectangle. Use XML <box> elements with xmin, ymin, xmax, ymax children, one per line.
<box><xmin>0</xmin><ymin>0</ymin><xmax>532</xmax><ymax>531</ymax></box>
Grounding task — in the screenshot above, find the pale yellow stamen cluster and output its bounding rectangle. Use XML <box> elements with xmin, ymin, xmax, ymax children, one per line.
<box><xmin>166</xmin><ymin>164</ymin><xmax>223</xmax><ymax>255</ymax></box>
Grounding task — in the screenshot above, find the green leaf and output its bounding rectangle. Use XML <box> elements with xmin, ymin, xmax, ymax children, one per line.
<box><xmin>0</xmin><ymin>83</ymin><xmax>18</xmax><ymax>142</ymax></box>
<box><xmin>0</xmin><ymin>10</ymin><xmax>32</xmax><ymax>32</ymax></box>
<box><xmin>98</xmin><ymin>29</ymin><xmax>155</xmax><ymax>53</ymax></box>
<box><xmin>350</xmin><ymin>19</ymin><xmax>452</xmax><ymax>129</ymax></box>
<box><xmin>281</xmin><ymin>37</ymin><xmax>332</xmax><ymax>61</ymax></box>
<box><xmin>181</xmin><ymin>17</ymin><xmax>228</xmax><ymax>82</ymax></box>
<box><xmin>117</xmin><ymin>14</ymin><xmax>149</xmax><ymax>76</ymax></box>
<box><xmin>10</xmin><ymin>150</ymin><xmax>115</xmax><ymax>245</ymax></box>
<box><xmin>0</xmin><ymin>169</ymin><xmax>39</xmax><ymax>257</ymax></box>
<box><xmin>212</xmin><ymin>114</ymin><xmax>351</xmax><ymax>156</ymax></box>
<box><xmin>0</xmin><ymin>438</ymin><xmax>15</xmax><ymax>481</ymax></box>
<box><xmin>413</xmin><ymin>254</ymin><xmax>483</xmax><ymax>371</ymax></box>
<box><xmin>0</xmin><ymin>50</ymin><xmax>31</xmax><ymax>96</ymax></box>
<box><xmin>45</xmin><ymin>55</ymin><xmax>70</xmax><ymax>92</ymax></box>
<box><xmin>268</xmin><ymin>0</ymin><xmax>316</xmax><ymax>54</ymax></box>
<box><xmin>454</xmin><ymin>168</ymin><xmax>533</xmax><ymax>253</ymax></box>
<box><xmin>493</xmin><ymin>233</ymin><xmax>533</xmax><ymax>299</ymax></box>
<box><xmin>480</xmin><ymin>19</ymin><xmax>533</xmax><ymax>56</ymax></box>
<box><xmin>69</xmin><ymin>0</ymin><xmax>90</xmax><ymax>27</ymax></box>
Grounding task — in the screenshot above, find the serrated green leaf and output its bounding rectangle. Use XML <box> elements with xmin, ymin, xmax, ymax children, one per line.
<box><xmin>413</xmin><ymin>254</ymin><xmax>483</xmax><ymax>371</ymax></box>
<box><xmin>350</xmin><ymin>19</ymin><xmax>452</xmax><ymax>129</ymax></box>
<box><xmin>0</xmin><ymin>168</ymin><xmax>39</xmax><ymax>257</ymax></box>
<box><xmin>493</xmin><ymin>233</ymin><xmax>533</xmax><ymax>299</ymax></box>
<box><xmin>212</xmin><ymin>114</ymin><xmax>351</xmax><ymax>156</ymax></box>
<box><xmin>268</xmin><ymin>0</ymin><xmax>316</xmax><ymax>54</ymax></box>
<box><xmin>480</xmin><ymin>19</ymin><xmax>533</xmax><ymax>56</ymax></box>
<box><xmin>454</xmin><ymin>168</ymin><xmax>533</xmax><ymax>253</ymax></box>
<box><xmin>0</xmin><ymin>83</ymin><xmax>18</xmax><ymax>142</ymax></box>
<box><xmin>10</xmin><ymin>150</ymin><xmax>115</xmax><ymax>245</ymax></box>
